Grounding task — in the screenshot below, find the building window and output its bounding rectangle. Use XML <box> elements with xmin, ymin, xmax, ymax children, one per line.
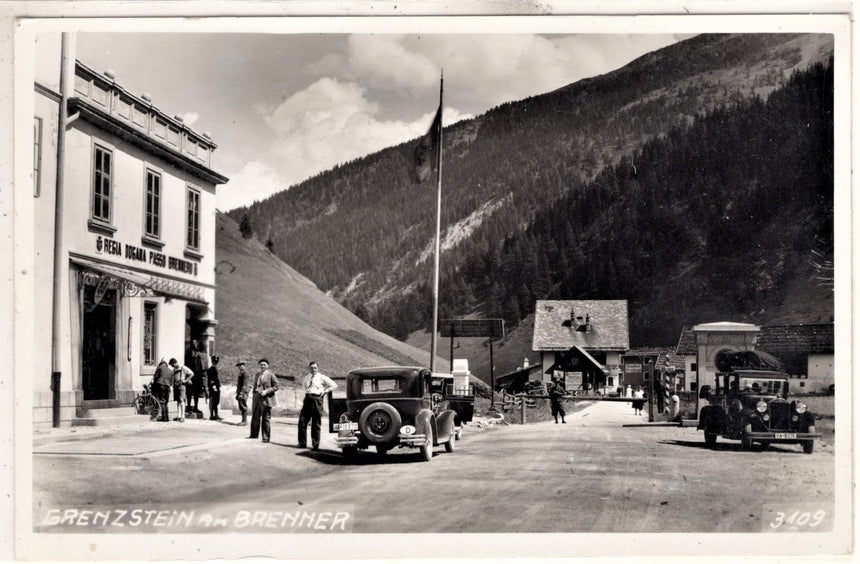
<box><xmin>186</xmin><ymin>187</ymin><xmax>200</xmax><ymax>251</ymax></box>
<box><xmin>691</xmin><ymin>363</ymin><xmax>697</xmax><ymax>372</ymax></box>
<box><xmin>33</xmin><ymin>117</ymin><xmax>42</xmax><ymax>198</ymax></box>
<box><xmin>145</xmin><ymin>169</ymin><xmax>161</xmax><ymax>238</ymax></box>
<box><xmin>143</xmin><ymin>302</ymin><xmax>157</xmax><ymax>366</ymax></box>
<box><xmin>92</xmin><ymin>144</ymin><xmax>113</xmax><ymax>222</ymax></box>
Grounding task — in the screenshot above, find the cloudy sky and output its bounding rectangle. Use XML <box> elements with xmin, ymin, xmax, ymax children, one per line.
<box><xmin>75</xmin><ymin>32</ymin><xmax>687</xmax><ymax>211</ymax></box>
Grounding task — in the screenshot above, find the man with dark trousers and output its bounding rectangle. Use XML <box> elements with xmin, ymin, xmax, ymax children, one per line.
<box><xmin>206</xmin><ymin>355</ymin><xmax>222</xmax><ymax>420</ymax></box>
<box><xmin>187</xmin><ymin>341</ymin><xmax>208</xmax><ymax>416</ymax></box>
<box><xmin>151</xmin><ymin>358</ymin><xmax>173</xmax><ymax>421</ymax></box>
<box><xmin>249</xmin><ymin>359</ymin><xmax>278</xmax><ymax>442</ymax></box>
<box><xmin>548</xmin><ymin>375</ymin><xmax>567</xmax><ymax>424</ymax></box>
<box><xmin>298</xmin><ymin>361</ymin><xmax>338</xmax><ymax>450</ymax></box>
<box><xmin>235</xmin><ymin>361</ymin><xmax>251</xmax><ymax>425</ymax></box>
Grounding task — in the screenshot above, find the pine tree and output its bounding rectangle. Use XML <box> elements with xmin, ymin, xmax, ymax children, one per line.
<box><xmin>239</xmin><ymin>214</ymin><xmax>254</xmax><ymax>239</ymax></box>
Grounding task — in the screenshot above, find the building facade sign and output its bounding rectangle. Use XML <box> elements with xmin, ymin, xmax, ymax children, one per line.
<box><xmin>96</xmin><ymin>235</ymin><xmax>198</xmax><ymax>276</ymax></box>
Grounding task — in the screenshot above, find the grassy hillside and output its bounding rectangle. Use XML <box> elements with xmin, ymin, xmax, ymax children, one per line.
<box><xmin>213</xmin><ymin>212</ymin><xmax>445</xmax><ymax>382</ymax></box>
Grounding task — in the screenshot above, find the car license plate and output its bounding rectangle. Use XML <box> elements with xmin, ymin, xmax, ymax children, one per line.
<box><xmin>334</xmin><ymin>422</ymin><xmax>358</xmax><ymax>431</ymax></box>
<box><xmin>775</xmin><ymin>433</ymin><xmax>796</xmax><ymax>439</ymax></box>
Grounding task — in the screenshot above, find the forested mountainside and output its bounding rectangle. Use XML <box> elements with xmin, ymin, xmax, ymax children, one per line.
<box><xmin>228</xmin><ymin>33</ymin><xmax>834</xmax><ymax>347</ymax></box>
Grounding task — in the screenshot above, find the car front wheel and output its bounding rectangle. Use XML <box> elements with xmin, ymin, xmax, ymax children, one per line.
<box><xmin>740</xmin><ymin>424</ymin><xmax>753</xmax><ymax>450</ymax></box>
<box><xmin>444</xmin><ymin>432</ymin><xmax>455</xmax><ymax>453</ymax></box>
<box><xmin>420</xmin><ymin>428</ymin><xmax>434</xmax><ymax>461</ymax></box>
<box><xmin>803</xmin><ymin>426</ymin><xmax>816</xmax><ymax>454</ymax></box>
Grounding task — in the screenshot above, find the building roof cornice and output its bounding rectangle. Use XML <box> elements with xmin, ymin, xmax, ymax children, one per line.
<box><xmin>69</xmin><ymin>97</ymin><xmax>229</xmax><ymax>185</ymax></box>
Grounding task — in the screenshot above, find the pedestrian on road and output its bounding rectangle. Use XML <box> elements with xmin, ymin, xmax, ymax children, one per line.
<box><xmin>249</xmin><ymin>359</ymin><xmax>278</xmax><ymax>442</ymax></box>
<box><xmin>632</xmin><ymin>386</ymin><xmax>645</xmax><ymax>415</ymax></box>
<box><xmin>206</xmin><ymin>356</ymin><xmax>222</xmax><ymax>420</ymax></box>
<box><xmin>298</xmin><ymin>361</ymin><xmax>338</xmax><ymax>450</ymax></box>
<box><xmin>548</xmin><ymin>375</ymin><xmax>567</xmax><ymax>424</ymax></box>
<box><xmin>235</xmin><ymin>360</ymin><xmax>251</xmax><ymax>425</ymax></box>
<box><xmin>151</xmin><ymin>358</ymin><xmax>173</xmax><ymax>422</ymax></box>
<box><xmin>169</xmin><ymin>358</ymin><xmax>193</xmax><ymax>423</ymax></box>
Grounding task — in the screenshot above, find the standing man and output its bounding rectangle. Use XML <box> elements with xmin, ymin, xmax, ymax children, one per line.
<box><xmin>249</xmin><ymin>359</ymin><xmax>278</xmax><ymax>442</ymax></box>
<box><xmin>206</xmin><ymin>356</ymin><xmax>222</xmax><ymax>421</ymax></box>
<box><xmin>298</xmin><ymin>361</ymin><xmax>338</xmax><ymax>450</ymax></box>
<box><xmin>235</xmin><ymin>360</ymin><xmax>251</xmax><ymax>425</ymax></box>
<box><xmin>548</xmin><ymin>375</ymin><xmax>567</xmax><ymax>424</ymax></box>
<box><xmin>188</xmin><ymin>341</ymin><xmax>208</xmax><ymax>416</ymax></box>
<box><xmin>151</xmin><ymin>358</ymin><xmax>173</xmax><ymax>422</ymax></box>
<box><xmin>169</xmin><ymin>358</ymin><xmax>193</xmax><ymax>423</ymax></box>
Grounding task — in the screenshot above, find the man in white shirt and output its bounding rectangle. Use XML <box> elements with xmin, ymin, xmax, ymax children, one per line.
<box><xmin>297</xmin><ymin>361</ymin><xmax>338</xmax><ymax>450</ymax></box>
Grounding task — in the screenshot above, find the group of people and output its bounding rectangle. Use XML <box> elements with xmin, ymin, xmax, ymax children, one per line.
<box><xmin>149</xmin><ymin>339</ymin><xmax>223</xmax><ymax>423</ymax></box>
<box><xmin>239</xmin><ymin>359</ymin><xmax>337</xmax><ymax>449</ymax></box>
<box><xmin>154</xmin><ymin>352</ymin><xmax>338</xmax><ymax>450</ymax></box>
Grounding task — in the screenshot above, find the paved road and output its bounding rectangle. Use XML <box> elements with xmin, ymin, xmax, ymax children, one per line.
<box><xmin>32</xmin><ymin>401</ymin><xmax>834</xmax><ymax>534</ymax></box>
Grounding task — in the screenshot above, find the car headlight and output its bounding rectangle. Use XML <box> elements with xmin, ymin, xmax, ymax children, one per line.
<box><xmin>763</xmin><ymin>414</ymin><xmax>770</xmax><ymax>421</ymax></box>
<box><xmin>400</xmin><ymin>425</ymin><xmax>416</xmax><ymax>435</ymax></box>
<box><xmin>795</xmin><ymin>402</ymin><xmax>807</xmax><ymax>414</ymax></box>
<box><xmin>756</xmin><ymin>401</ymin><xmax>768</xmax><ymax>413</ymax></box>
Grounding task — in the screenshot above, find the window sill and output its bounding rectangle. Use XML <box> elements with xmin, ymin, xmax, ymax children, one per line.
<box><xmin>184</xmin><ymin>248</ymin><xmax>204</xmax><ymax>261</ymax></box>
<box><xmin>141</xmin><ymin>235</ymin><xmax>165</xmax><ymax>250</ymax></box>
<box><xmin>88</xmin><ymin>218</ymin><xmax>117</xmax><ymax>236</ymax></box>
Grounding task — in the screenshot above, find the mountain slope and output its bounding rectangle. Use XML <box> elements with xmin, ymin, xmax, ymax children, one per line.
<box><xmin>213</xmin><ymin>212</ymin><xmax>445</xmax><ymax>380</ymax></box>
<box><xmin>228</xmin><ymin>33</ymin><xmax>834</xmax><ymax>352</ymax></box>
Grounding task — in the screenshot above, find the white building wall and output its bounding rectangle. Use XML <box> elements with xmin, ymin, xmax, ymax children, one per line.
<box><xmin>541</xmin><ymin>352</ymin><xmax>556</xmax><ymax>383</ymax></box>
<box><xmin>805</xmin><ymin>353</ymin><xmax>834</xmax><ymax>393</ymax></box>
<box><xmin>32</xmin><ymin>59</ymin><xmax>222</xmax><ymax>426</ymax></box>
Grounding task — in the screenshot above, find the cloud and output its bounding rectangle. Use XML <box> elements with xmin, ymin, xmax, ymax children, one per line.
<box><xmin>220</xmin><ymin>33</ymin><xmax>681</xmax><ymax>208</ymax></box>
<box><xmin>343</xmin><ymin>34</ymin><xmax>682</xmax><ymax>113</ymax></box>
<box><xmin>181</xmin><ymin>112</ymin><xmax>200</xmax><ymax>127</ymax></box>
<box><xmin>249</xmin><ymin>77</ymin><xmax>471</xmax><ymax>196</ymax></box>
<box><xmin>216</xmin><ymin>159</ymin><xmax>283</xmax><ymax>211</ymax></box>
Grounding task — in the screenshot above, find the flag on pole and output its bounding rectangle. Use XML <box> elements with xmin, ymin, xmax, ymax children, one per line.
<box><xmin>412</xmin><ymin>105</ymin><xmax>441</xmax><ymax>183</ymax></box>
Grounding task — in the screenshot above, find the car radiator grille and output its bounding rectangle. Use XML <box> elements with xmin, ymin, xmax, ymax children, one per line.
<box><xmin>768</xmin><ymin>402</ymin><xmax>791</xmax><ymax>429</ymax></box>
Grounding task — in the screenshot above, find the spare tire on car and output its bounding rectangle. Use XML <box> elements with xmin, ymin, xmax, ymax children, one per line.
<box><xmin>359</xmin><ymin>402</ymin><xmax>402</xmax><ymax>444</ymax></box>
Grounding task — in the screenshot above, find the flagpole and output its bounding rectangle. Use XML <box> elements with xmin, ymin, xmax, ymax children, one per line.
<box><xmin>430</xmin><ymin>72</ymin><xmax>443</xmax><ymax>373</ymax></box>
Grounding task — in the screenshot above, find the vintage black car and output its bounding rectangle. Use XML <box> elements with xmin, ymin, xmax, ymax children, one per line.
<box><xmin>697</xmin><ymin>370</ymin><xmax>820</xmax><ymax>453</ymax></box>
<box><xmin>328</xmin><ymin>366</ymin><xmax>475</xmax><ymax>461</ymax></box>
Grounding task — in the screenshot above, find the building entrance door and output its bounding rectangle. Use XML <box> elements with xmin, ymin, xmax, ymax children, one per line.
<box><xmin>82</xmin><ymin>285</ymin><xmax>116</xmax><ymax>400</ymax></box>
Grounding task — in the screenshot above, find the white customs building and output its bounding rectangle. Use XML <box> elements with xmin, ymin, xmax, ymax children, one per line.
<box><xmin>32</xmin><ymin>35</ymin><xmax>229</xmax><ymax>427</ymax></box>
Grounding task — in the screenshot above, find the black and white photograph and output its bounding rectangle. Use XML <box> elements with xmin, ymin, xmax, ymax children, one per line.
<box><xmin>2</xmin><ymin>2</ymin><xmax>853</xmax><ymax>562</ymax></box>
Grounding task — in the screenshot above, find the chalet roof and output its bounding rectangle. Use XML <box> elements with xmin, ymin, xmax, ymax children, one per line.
<box><xmin>532</xmin><ymin>300</ymin><xmax>629</xmax><ymax>352</ymax></box>
<box><xmin>755</xmin><ymin>324</ymin><xmax>835</xmax><ymax>375</ymax></box>
<box><xmin>495</xmin><ymin>363</ymin><xmax>543</xmax><ymax>392</ymax></box>
<box><xmin>757</xmin><ymin>324</ymin><xmax>835</xmax><ymax>353</ymax></box>
<box><xmin>676</xmin><ymin>326</ymin><xmax>697</xmax><ymax>355</ymax></box>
